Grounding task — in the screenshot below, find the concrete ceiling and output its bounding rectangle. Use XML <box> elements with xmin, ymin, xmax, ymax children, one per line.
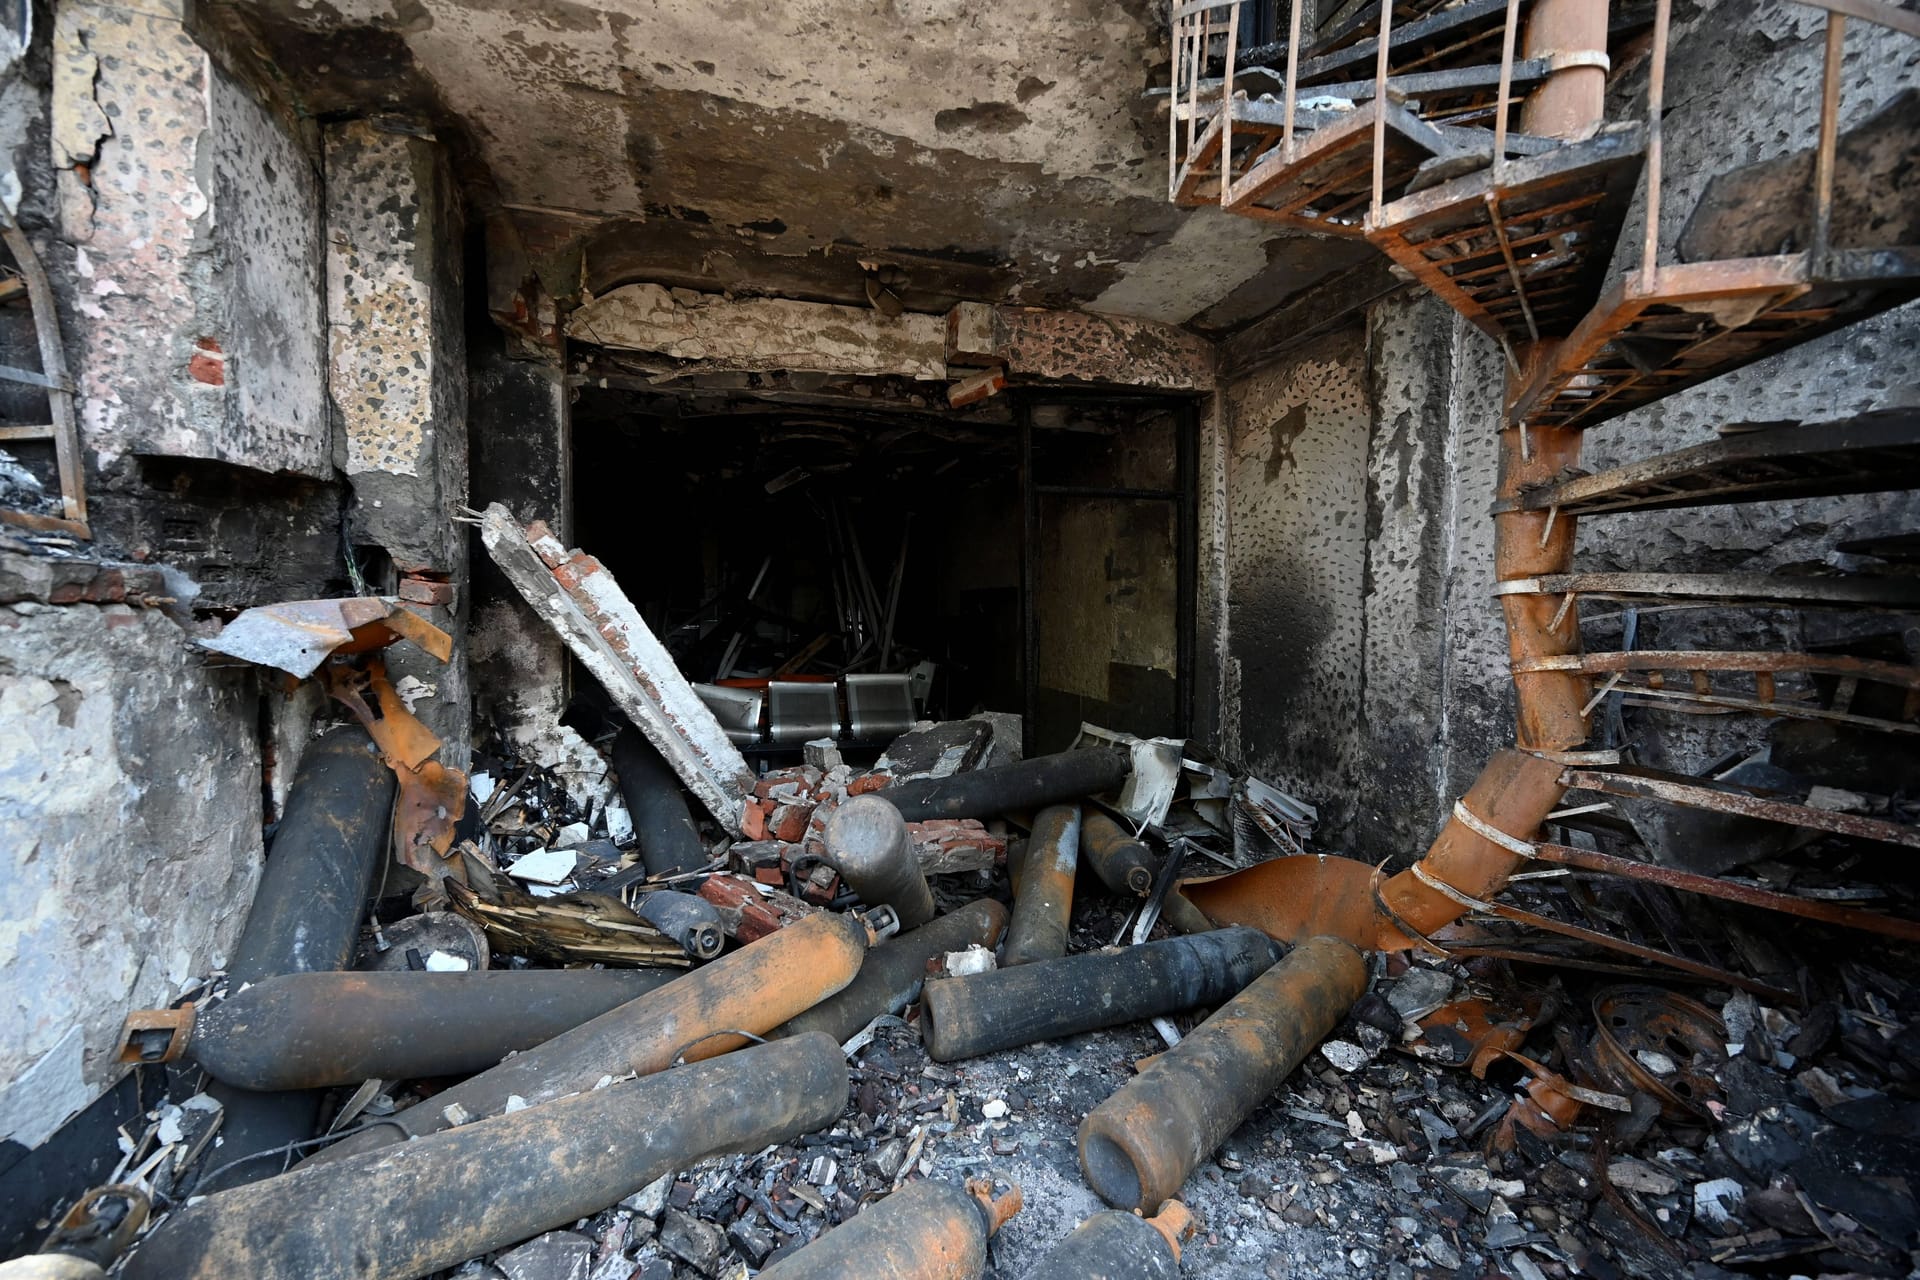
<box><xmin>208</xmin><ymin>0</ymin><xmax>1336</xmax><ymax>329</ymax></box>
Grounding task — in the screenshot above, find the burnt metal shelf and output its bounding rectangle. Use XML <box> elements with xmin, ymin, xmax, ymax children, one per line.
<box><xmin>1561</xmin><ymin>764</ymin><xmax>1920</xmax><ymax>849</ymax></box>
<box><xmin>1222</xmin><ymin>98</ymin><xmax>1455</xmax><ymax>235</ymax></box>
<box><xmin>1506</xmin><ymin>249</ymin><xmax>1920</xmax><ymax>432</ymax></box>
<box><xmin>1518</xmin><ymin>649</ymin><xmax>1920</xmax><ymax>733</ymax></box>
<box><xmin>1494</xmin><ymin>408</ymin><xmax>1920</xmax><ymax>516</ymax></box>
<box><xmin>1494</xmin><ymin>571</ymin><xmax>1920</xmax><ymax>612</ymax></box>
<box><xmin>1367</xmin><ymin>124</ymin><xmax>1645</xmax><ymax>343</ymax></box>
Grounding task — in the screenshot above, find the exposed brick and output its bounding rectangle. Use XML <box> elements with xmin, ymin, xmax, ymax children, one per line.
<box><xmin>741</xmin><ymin>801</ymin><xmax>768</xmax><ymax>842</ymax></box>
<box><xmin>398</xmin><ymin>576</ymin><xmax>456</xmax><ymax>606</ymax></box>
<box><xmin>187</xmin><ymin>337</ymin><xmax>226</xmax><ymax>387</ymax></box>
<box><xmin>769</xmin><ymin>802</ymin><xmax>813</xmax><ymax>844</ymax></box>
<box><xmin>848</xmin><ymin>773</ymin><xmax>892</xmax><ymax>796</ymax></box>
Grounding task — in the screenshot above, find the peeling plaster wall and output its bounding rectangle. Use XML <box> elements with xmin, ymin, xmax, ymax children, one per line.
<box><xmin>0</xmin><ymin>599</ymin><xmax>261</xmax><ymax>1152</ymax></box>
<box><xmin>49</xmin><ymin>0</ymin><xmax>328</xmax><ymax>477</ymax></box>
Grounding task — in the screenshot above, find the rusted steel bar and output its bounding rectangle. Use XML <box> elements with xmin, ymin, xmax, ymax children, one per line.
<box><xmin>1003</xmin><ymin>804</ymin><xmax>1081</xmax><ymax>966</ymax></box>
<box><xmin>1418</xmin><ymin>877</ymin><xmax>1797</xmax><ymax>1002</ymax></box>
<box><xmin>1281</xmin><ymin>0</ymin><xmax>1303</xmax><ymax>159</ymax></box>
<box><xmin>1530</xmin><ymin>842</ymin><xmax>1920</xmax><ymax>942</ymax></box>
<box><xmin>1516</xmin><ymin>650</ymin><xmax>1920</xmax><ymax>684</ymax></box>
<box><xmin>826</xmin><ymin>794</ymin><xmax>936</xmax><ymax>928</ymax></box>
<box><xmin>776</xmin><ymin>899</ymin><xmax>1008</xmax><ymax>1046</ymax></box>
<box><xmin>1641</xmin><ymin>0</ymin><xmax>1672</xmax><ymax>289</ymax></box>
<box><xmin>1810</xmin><ymin>13</ymin><xmax>1846</xmax><ymax>262</ymax></box>
<box><xmin>633</xmin><ymin>890</ymin><xmax>726</xmax><ymax>960</ymax></box>
<box><xmin>1562</xmin><ymin>765</ymin><xmax>1920</xmax><ymax>849</ymax></box>
<box><xmin>756</xmin><ymin>1179</ymin><xmax>1022</xmax><ymax>1280</ymax></box>
<box><xmin>1369</xmin><ymin>0</ymin><xmax>1394</xmax><ymax>220</ymax></box>
<box><xmin>121</xmin><ymin>1035</ymin><xmax>849</xmax><ymax>1280</ymax></box>
<box><xmin>1017</xmin><ymin>1203</ymin><xmax>1192</xmax><ymax>1280</ymax></box>
<box><xmin>150</xmin><ymin>970</ymin><xmax>678</xmax><ymax>1090</ymax></box>
<box><xmin>1078</xmin><ymin>936</ymin><xmax>1367</xmax><ymax>1212</ymax></box>
<box><xmin>1376</xmin><ymin>748</ymin><xmax>1566</xmax><ymax>947</ymax></box>
<box><xmin>922</xmin><ymin>927</ymin><xmax>1281</xmax><ymax>1062</ymax></box>
<box><xmin>613</xmin><ymin>728</ymin><xmax>709</xmax><ymax>876</ymax></box>
<box><xmin>201</xmin><ymin>725</ymin><xmax>396</xmax><ymax>1192</ymax></box>
<box><xmin>883</xmin><ymin>748</ymin><xmax>1130</xmax><ymax>822</ymax></box>
<box><xmin>1081</xmin><ymin>811</ymin><xmax>1157</xmax><ymax>897</ymax></box>
<box><xmin>311</xmin><ymin>910</ymin><xmax>872</xmax><ymax>1163</ymax></box>
<box><xmin>1788</xmin><ymin>0</ymin><xmax>1920</xmax><ymax>35</ymax></box>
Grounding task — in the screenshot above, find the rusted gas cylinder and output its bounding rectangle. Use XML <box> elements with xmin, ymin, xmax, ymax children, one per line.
<box><xmin>633</xmin><ymin>890</ymin><xmax>725</xmax><ymax>960</ymax></box>
<box><xmin>1001</xmin><ymin>805</ymin><xmax>1080</xmax><ymax>966</ymax></box>
<box><xmin>184</xmin><ymin>969</ymin><xmax>680</xmax><ymax>1089</ymax></box>
<box><xmin>1159</xmin><ymin>891</ymin><xmax>1216</xmax><ymax>935</ymax></box>
<box><xmin>756</xmin><ymin>1179</ymin><xmax>1021</xmax><ymax>1280</ymax></box>
<box><xmin>826</xmin><ymin>794</ymin><xmax>936</xmax><ymax>929</ymax></box>
<box><xmin>311</xmin><ymin>910</ymin><xmax>872</xmax><ymax>1163</ymax></box>
<box><xmin>775</xmin><ymin>899</ymin><xmax>1007</xmax><ymax>1046</ymax></box>
<box><xmin>921</xmin><ymin>927</ymin><xmax>1280</xmax><ymax>1062</ymax></box>
<box><xmin>884</xmin><ymin>748</ymin><xmax>1130</xmax><ymax>821</ymax></box>
<box><xmin>1080</xmin><ymin>811</ymin><xmax>1156</xmax><ymax>897</ymax></box>
<box><xmin>1017</xmin><ymin>1202</ymin><xmax>1191</xmax><ymax>1280</ymax></box>
<box><xmin>121</xmin><ymin>1035</ymin><xmax>848</xmax><ymax>1280</ymax></box>
<box><xmin>1077</xmin><ymin>936</ymin><xmax>1367</xmax><ymax>1212</ymax></box>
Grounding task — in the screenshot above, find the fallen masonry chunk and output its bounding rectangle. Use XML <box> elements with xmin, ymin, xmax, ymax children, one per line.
<box><xmin>495</xmin><ymin>1231</ymin><xmax>593</xmax><ymax>1280</ymax></box>
<box><xmin>1002</xmin><ymin>805</ymin><xmax>1081</xmax><ymax>967</ymax></box>
<box><xmin>632</xmin><ymin>890</ymin><xmax>726</xmax><ymax>960</ymax></box>
<box><xmin>120</xmin><ymin>1035</ymin><xmax>849</xmax><ymax>1280</ymax></box>
<box><xmin>1017</xmin><ymin>1201</ymin><xmax>1192</xmax><ymax>1280</ymax></box>
<box><xmin>1078</xmin><ymin>935</ymin><xmax>1368</xmax><ymax>1213</ymax></box>
<box><xmin>774</xmin><ymin>898</ymin><xmax>1009</xmax><ymax>1046</ymax></box>
<box><xmin>883</xmin><ymin>748</ymin><xmax>1130</xmax><ymax>822</ymax></box>
<box><xmin>311</xmin><ymin>912</ymin><xmax>875</xmax><ymax>1162</ymax></box>
<box><xmin>1080</xmin><ymin>810</ymin><xmax>1157</xmax><ymax>897</ymax></box>
<box><xmin>755</xmin><ymin>1179</ymin><xmax>1021</xmax><ymax>1280</ymax></box>
<box><xmin>659</xmin><ymin>1210</ymin><xmax>726</xmax><ymax>1276</ymax></box>
<box><xmin>825</xmin><ymin>794</ymin><xmax>935</xmax><ymax>929</ymax></box>
<box><xmin>922</xmin><ymin>926</ymin><xmax>1281</xmax><ymax>1062</ymax></box>
<box><xmin>122</xmin><ymin>969</ymin><xmax>680</xmax><ymax>1090</ymax></box>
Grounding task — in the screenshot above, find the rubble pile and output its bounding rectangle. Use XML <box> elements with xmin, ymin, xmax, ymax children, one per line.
<box><xmin>14</xmin><ymin>510</ymin><xmax>1919</xmax><ymax>1280</ymax></box>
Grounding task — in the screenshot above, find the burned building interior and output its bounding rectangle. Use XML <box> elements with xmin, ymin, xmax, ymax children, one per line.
<box><xmin>3</xmin><ymin>0</ymin><xmax>1920</xmax><ymax>1277</ymax></box>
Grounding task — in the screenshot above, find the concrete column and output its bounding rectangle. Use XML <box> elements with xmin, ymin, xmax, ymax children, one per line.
<box><xmin>467</xmin><ymin>323</ymin><xmax>572</xmax><ymax>761</ymax></box>
<box><xmin>324</xmin><ymin>120</ymin><xmax>470</xmax><ymax>766</ymax></box>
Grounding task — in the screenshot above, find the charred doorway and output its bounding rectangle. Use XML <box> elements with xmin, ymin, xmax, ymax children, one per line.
<box><xmin>569</xmin><ymin>380</ymin><xmax>1195</xmax><ymax>759</ymax></box>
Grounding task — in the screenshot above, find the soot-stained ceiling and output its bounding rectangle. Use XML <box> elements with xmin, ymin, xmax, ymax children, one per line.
<box><xmin>204</xmin><ymin>0</ymin><xmax>1322</xmax><ymax>329</ymax></box>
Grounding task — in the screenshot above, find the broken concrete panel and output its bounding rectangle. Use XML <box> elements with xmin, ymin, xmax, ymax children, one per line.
<box><xmin>478</xmin><ymin>503</ymin><xmax>753</xmax><ymax>832</ymax></box>
<box><xmin>325</xmin><ymin>119</ymin><xmax>469</xmax><ymax>571</ymax></box>
<box><xmin>50</xmin><ymin>3</ymin><xmax>329</xmax><ymax>477</ymax></box>
<box><xmin>1086</xmin><ymin>209</ymin><xmax>1278</xmax><ymax>327</ymax></box>
<box><xmin>567</xmin><ymin>285</ymin><xmax>948</xmax><ymax>381</ymax></box>
<box><xmin>0</xmin><ymin>600</ymin><xmax>262</xmax><ymax>1147</ymax></box>
<box><xmin>995</xmin><ymin>307</ymin><xmax>1214</xmax><ymax>392</ymax></box>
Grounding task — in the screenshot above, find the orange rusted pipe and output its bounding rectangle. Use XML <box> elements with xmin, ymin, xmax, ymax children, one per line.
<box><xmin>756</xmin><ymin>1179</ymin><xmax>1021</xmax><ymax>1280</ymax></box>
<box><xmin>1520</xmin><ymin>0</ymin><xmax>1609</xmax><ymax>139</ymax></box>
<box><xmin>1077</xmin><ymin>936</ymin><xmax>1367</xmax><ymax>1212</ymax></box>
<box><xmin>312</xmin><ymin>910</ymin><xmax>873</xmax><ymax>1163</ymax></box>
<box><xmin>1003</xmin><ymin>804</ymin><xmax>1080</xmax><ymax>966</ymax></box>
<box><xmin>1376</xmin><ymin>747</ymin><xmax>1565</xmax><ymax>946</ymax></box>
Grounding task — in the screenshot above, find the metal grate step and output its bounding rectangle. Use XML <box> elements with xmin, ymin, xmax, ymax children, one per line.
<box><xmin>1494</xmin><ymin>408</ymin><xmax>1920</xmax><ymax>517</ymax></box>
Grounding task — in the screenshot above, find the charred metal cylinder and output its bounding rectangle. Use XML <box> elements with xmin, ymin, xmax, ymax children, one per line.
<box><xmin>1017</xmin><ymin>1202</ymin><xmax>1191</xmax><ymax>1280</ymax></box>
<box><xmin>922</xmin><ymin>926</ymin><xmax>1280</xmax><ymax>1062</ymax></box>
<box><xmin>1077</xmin><ymin>935</ymin><xmax>1367</xmax><ymax>1212</ymax></box>
<box><xmin>756</xmin><ymin>1179</ymin><xmax>1021</xmax><ymax>1280</ymax></box>
<box><xmin>312</xmin><ymin>910</ymin><xmax>871</xmax><ymax>1162</ymax></box>
<box><xmin>232</xmin><ymin>726</ymin><xmax>396</xmax><ymax>982</ymax></box>
<box><xmin>1002</xmin><ymin>805</ymin><xmax>1081</xmax><ymax>967</ymax></box>
<box><xmin>1080</xmin><ymin>811</ymin><xmax>1156</xmax><ymax>897</ymax></box>
<box><xmin>884</xmin><ymin>749</ymin><xmax>1130</xmax><ymax>822</ymax></box>
<box><xmin>776</xmin><ymin>899</ymin><xmax>1008</xmax><ymax>1046</ymax></box>
<box><xmin>121</xmin><ymin>1034</ymin><xmax>849</xmax><ymax>1280</ymax></box>
<box><xmin>614</xmin><ymin>727</ymin><xmax>709</xmax><ymax>876</ymax></box>
<box><xmin>825</xmin><ymin>795</ymin><xmax>936</xmax><ymax>929</ymax></box>
<box><xmin>1159</xmin><ymin>892</ymin><xmax>1216</xmax><ymax>936</ymax></box>
<box><xmin>633</xmin><ymin>890</ymin><xmax>725</xmax><ymax>960</ymax></box>
<box><xmin>206</xmin><ymin>725</ymin><xmax>395</xmax><ymax>1193</ymax></box>
<box><xmin>184</xmin><ymin>969</ymin><xmax>679</xmax><ymax>1090</ymax></box>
